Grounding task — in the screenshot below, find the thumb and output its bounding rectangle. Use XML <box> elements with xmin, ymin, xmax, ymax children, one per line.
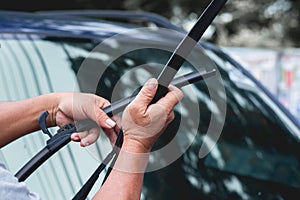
<box><xmin>132</xmin><ymin>78</ymin><xmax>158</xmax><ymax>107</ymax></box>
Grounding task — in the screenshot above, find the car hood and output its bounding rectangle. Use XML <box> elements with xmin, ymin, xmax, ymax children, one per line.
<box><xmin>0</xmin><ymin>11</ymin><xmax>139</xmax><ymax>37</ymax></box>
<box><xmin>0</xmin><ymin>11</ymin><xmax>188</xmax><ymax>45</ymax></box>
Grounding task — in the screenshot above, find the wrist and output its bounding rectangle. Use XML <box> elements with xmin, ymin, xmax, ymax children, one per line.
<box><xmin>45</xmin><ymin>92</ymin><xmax>63</xmax><ymax>127</ymax></box>
<box><xmin>122</xmin><ymin>136</ymin><xmax>151</xmax><ymax>153</ymax></box>
<box><xmin>114</xmin><ymin>146</ymin><xmax>150</xmax><ymax>173</ymax></box>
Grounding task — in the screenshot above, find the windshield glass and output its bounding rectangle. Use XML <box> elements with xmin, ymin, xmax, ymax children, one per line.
<box><xmin>0</xmin><ymin>33</ymin><xmax>299</xmax><ymax>200</ymax></box>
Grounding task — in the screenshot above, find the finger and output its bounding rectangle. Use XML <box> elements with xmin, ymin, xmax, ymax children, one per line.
<box><xmin>55</xmin><ymin>111</ymin><xmax>74</xmax><ymax>127</ymax></box>
<box><xmin>131</xmin><ymin>78</ymin><xmax>158</xmax><ymax>109</ymax></box>
<box><xmin>71</xmin><ymin>130</ymin><xmax>89</xmax><ymax>143</ymax></box>
<box><xmin>165</xmin><ymin>111</ymin><xmax>175</xmax><ymax>127</ymax></box>
<box><xmin>80</xmin><ymin>127</ymin><xmax>100</xmax><ymax>147</ymax></box>
<box><xmin>86</xmin><ymin>96</ymin><xmax>116</xmax><ymax>130</ymax></box>
<box><xmin>95</xmin><ymin>108</ymin><xmax>116</xmax><ymax>129</ymax></box>
<box><xmin>71</xmin><ymin>132</ymin><xmax>81</xmax><ymax>142</ymax></box>
<box><xmin>156</xmin><ymin>85</ymin><xmax>183</xmax><ymax>114</ymax></box>
<box><xmin>112</xmin><ymin>115</ymin><xmax>121</xmax><ymax>126</ymax></box>
<box><xmin>70</xmin><ymin>127</ymin><xmax>100</xmax><ymax>146</ymax></box>
<box><xmin>102</xmin><ymin>127</ymin><xmax>118</xmax><ymax>145</ymax></box>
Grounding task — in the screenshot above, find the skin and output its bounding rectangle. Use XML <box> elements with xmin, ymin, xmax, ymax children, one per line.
<box><xmin>0</xmin><ymin>78</ymin><xmax>183</xmax><ymax>200</ymax></box>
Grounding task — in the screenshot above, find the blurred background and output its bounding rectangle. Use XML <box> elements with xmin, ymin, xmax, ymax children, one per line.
<box><xmin>1</xmin><ymin>0</ymin><xmax>299</xmax><ymax>121</ymax></box>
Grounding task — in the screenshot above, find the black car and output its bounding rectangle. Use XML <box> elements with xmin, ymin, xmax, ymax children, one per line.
<box><xmin>0</xmin><ymin>10</ymin><xmax>299</xmax><ymax>200</ymax></box>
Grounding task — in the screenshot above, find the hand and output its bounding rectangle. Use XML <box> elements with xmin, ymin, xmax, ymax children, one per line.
<box><xmin>121</xmin><ymin>79</ymin><xmax>183</xmax><ymax>152</ymax></box>
<box><xmin>55</xmin><ymin>93</ymin><xmax>117</xmax><ymax>147</ymax></box>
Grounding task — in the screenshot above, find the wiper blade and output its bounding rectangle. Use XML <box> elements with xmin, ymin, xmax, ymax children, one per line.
<box><xmin>15</xmin><ymin>69</ymin><xmax>216</xmax><ymax>182</ymax></box>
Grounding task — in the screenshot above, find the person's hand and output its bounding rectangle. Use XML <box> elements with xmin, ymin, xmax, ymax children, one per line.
<box><xmin>54</xmin><ymin>93</ymin><xmax>117</xmax><ymax>147</ymax></box>
<box><xmin>121</xmin><ymin>78</ymin><xmax>183</xmax><ymax>153</ymax></box>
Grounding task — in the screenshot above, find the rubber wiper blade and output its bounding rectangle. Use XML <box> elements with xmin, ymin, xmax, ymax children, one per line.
<box><xmin>15</xmin><ymin>69</ymin><xmax>216</xmax><ymax>182</ymax></box>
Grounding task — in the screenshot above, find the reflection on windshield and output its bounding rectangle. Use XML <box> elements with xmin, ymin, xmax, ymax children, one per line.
<box><xmin>2</xmin><ymin>34</ymin><xmax>299</xmax><ymax>199</ymax></box>
<box><xmin>62</xmin><ymin>38</ymin><xmax>300</xmax><ymax>198</ymax></box>
<box><xmin>203</xmin><ymin>50</ymin><xmax>300</xmax><ymax>187</ymax></box>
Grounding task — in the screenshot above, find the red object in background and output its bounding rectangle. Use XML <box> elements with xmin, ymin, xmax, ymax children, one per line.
<box><xmin>285</xmin><ymin>70</ymin><xmax>293</xmax><ymax>87</ymax></box>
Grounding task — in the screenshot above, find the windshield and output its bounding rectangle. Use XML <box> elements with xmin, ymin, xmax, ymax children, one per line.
<box><xmin>0</xmin><ymin>33</ymin><xmax>299</xmax><ymax>200</ymax></box>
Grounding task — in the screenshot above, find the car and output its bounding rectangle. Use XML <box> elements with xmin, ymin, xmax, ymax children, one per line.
<box><xmin>0</xmin><ymin>10</ymin><xmax>299</xmax><ymax>200</ymax></box>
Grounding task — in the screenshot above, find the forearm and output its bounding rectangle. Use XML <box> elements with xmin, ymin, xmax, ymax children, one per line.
<box><xmin>93</xmin><ymin>168</ymin><xmax>145</xmax><ymax>200</ymax></box>
<box><xmin>93</xmin><ymin>79</ymin><xmax>182</xmax><ymax>199</ymax></box>
<box><xmin>92</xmin><ymin>140</ymin><xmax>149</xmax><ymax>200</ymax></box>
<box><xmin>0</xmin><ymin>93</ymin><xmax>59</xmax><ymax>147</ymax></box>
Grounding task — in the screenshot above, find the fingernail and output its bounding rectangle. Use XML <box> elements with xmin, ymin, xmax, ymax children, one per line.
<box><xmin>146</xmin><ymin>78</ymin><xmax>157</xmax><ymax>90</ymax></box>
<box><xmin>106</xmin><ymin>118</ymin><xmax>116</xmax><ymax>128</ymax></box>
<box><xmin>85</xmin><ymin>142</ymin><xmax>90</xmax><ymax>146</ymax></box>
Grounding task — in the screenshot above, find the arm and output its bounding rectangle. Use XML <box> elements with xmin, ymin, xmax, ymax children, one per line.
<box><xmin>0</xmin><ymin>92</ymin><xmax>116</xmax><ymax>148</ymax></box>
<box><xmin>0</xmin><ymin>93</ymin><xmax>59</xmax><ymax>147</ymax></box>
<box><xmin>92</xmin><ymin>78</ymin><xmax>183</xmax><ymax>200</ymax></box>
<box><xmin>0</xmin><ymin>81</ymin><xmax>182</xmax><ymax>200</ymax></box>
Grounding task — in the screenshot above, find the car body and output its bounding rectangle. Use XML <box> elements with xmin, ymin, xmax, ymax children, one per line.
<box><xmin>0</xmin><ymin>10</ymin><xmax>299</xmax><ymax>200</ymax></box>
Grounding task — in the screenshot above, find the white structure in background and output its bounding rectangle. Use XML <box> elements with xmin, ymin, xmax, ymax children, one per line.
<box><xmin>223</xmin><ymin>47</ymin><xmax>300</xmax><ymax>122</ymax></box>
<box><xmin>279</xmin><ymin>50</ymin><xmax>300</xmax><ymax>122</ymax></box>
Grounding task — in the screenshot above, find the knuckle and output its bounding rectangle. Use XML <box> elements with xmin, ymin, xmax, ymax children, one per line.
<box><xmin>140</xmin><ymin>88</ymin><xmax>154</xmax><ymax>100</ymax></box>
